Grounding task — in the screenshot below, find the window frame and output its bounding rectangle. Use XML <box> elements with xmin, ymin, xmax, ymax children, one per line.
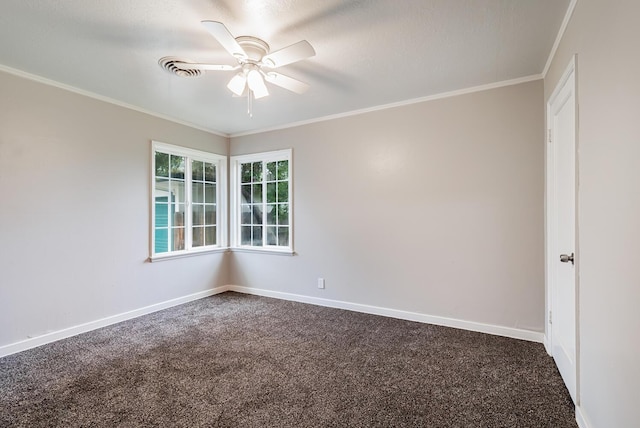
<box><xmin>150</xmin><ymin>141</ymin><xmax>227</xmax><ymax>261</ymax></box>
<box><xmin>230</xmin><ymin>149</ymin><xmax>293</xmax><ymax>255</ymax></box>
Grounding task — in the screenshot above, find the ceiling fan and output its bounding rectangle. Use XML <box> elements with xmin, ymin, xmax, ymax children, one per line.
<box><xmin>159</xmin><ymin>21</ymin><xmax>316</xmax><ymax>116</ymax></box>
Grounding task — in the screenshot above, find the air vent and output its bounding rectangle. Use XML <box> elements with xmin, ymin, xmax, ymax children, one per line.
<box><xmin>158</xmin><ymin>57</ymin><xmax>201</xmax><ymax>78</ymax></box>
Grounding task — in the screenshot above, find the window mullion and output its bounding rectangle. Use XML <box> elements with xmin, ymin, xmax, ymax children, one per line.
<box><xmin>185</xmin><ymin>157</ymin><xmax>192</xmax><ymax>251</ymax></box>
<box><xmin>168</xmin><ymin>166</ymin><xmax>173</xmax><ymax>252</ymax></box>
<box><xmin>288</xmin><ymin>173</ymin><xmax>292</xmax><ymax>239</ymax></box>
<box><xmin>233</xmin><ymin>161</ymin><xmax>238</xmax><ymax>247</ymax></box>
<box><xmin>262</xmin><ymin>161</ymin><xmax>267</xmax><ymax>247</ymax></box>
<box><xmin>215</xmin><ymin>160</ymin><xmax>220</xmax><ymax>248</ymax></box>
<box><xmin>152</xmin><ymin>153</ymin><xmax>157</xmax><ymax>254</ymax></box>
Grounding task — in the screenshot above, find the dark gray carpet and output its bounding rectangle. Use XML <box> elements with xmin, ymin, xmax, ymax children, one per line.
<box><xmin>0</xmin><ymin>292</ymin><xmax>576</xmax><ymax>427</ymax></box>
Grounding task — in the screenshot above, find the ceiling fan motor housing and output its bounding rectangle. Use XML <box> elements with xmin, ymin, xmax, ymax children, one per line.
<box><xmin>235</xmin><ymin>36</ymin><xmax>270</xmax><ymax>63</ymax></box>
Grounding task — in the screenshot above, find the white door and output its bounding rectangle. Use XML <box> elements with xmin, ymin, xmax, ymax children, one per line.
<box><xmin>547</xmin><ymin>60</ymin><xmax>577</xmax><ymax>403</ymax></box>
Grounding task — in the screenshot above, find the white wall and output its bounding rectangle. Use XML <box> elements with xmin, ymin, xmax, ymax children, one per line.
<box><xmin>544</xmin><ymin>1</ymin><xmax>640</xmax><ymax>427</ymax></box>
<box><xmin>0</xmin><ymin>70</ymin><xmax>230</xmax><ymax>349</ymax></box>
<box><xmin>230</xmin><ymin>80</ymin><xmax>545</xmax><ymax>333</ymax></box>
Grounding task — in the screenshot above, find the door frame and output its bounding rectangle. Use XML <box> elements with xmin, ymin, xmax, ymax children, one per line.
<box><xmin>544</xmin><ymin>54</ymin><xmax>579</xmax><ymax>403</ymax></box>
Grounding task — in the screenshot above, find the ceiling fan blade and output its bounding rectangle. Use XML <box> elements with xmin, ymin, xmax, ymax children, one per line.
<box><xmin>262</xmin><ymin>40</ymin><xmax>315</xmax><ymax>68</ymax></box>
<box><xmin>264</xmin><ymin>72</ymin><xmax>310</xmax><ymax>94</ymax></box>
<box><xmin>177</xmin><ymin>63</ymin><xmax>239</xmax><ymax>71</ymax></box>
<box><xmin>201</xmin><ymin>20</ymin><xmax>247</xmax><ymax>60</ymax></box>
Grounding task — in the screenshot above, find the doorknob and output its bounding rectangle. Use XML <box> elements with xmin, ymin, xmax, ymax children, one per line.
<box><xmin>560</xmin><ymin>253</ymin><xmax>574</xmax><ymax>265</ymax></box>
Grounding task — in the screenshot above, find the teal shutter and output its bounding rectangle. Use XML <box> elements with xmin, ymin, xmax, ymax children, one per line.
<box><xmin>154</xmin><ymin>196</ymin><xmax>169</xmax><ymax>253</ymax></box>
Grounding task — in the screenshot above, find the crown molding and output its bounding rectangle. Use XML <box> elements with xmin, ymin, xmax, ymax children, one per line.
<box><xmin>542</xmin><ymin>0</ymin><xmax>578</xmax><ymax>78</ymax></box>
<box><xmin>230</xmin><ymin>74</ymin><xmax>542</xmax><ymax>138</ymax></box>
<box><xmin>0</xmin><ymin>63</ymin><xmax>229</xmax><ymax>138</ymax></box>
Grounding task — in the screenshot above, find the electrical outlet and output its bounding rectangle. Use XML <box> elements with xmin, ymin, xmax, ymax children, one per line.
<box><xmin>317</xmin><ymin>278</ymin><xmax>325</xmax><ymax>289</ymax></box>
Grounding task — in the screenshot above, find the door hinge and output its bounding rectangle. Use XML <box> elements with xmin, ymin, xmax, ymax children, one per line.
<box><xmin>549</xmin><ymin>310</ymin><xmax>552</xmax><ymax>324</ymax></box>
<box><xmin>548</xmin><ymin>129</ymin><xmax>552</xmax><ymax>143</ymax></box>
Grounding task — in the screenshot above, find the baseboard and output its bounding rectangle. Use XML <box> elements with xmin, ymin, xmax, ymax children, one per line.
<box><xmin>543</xmin><ymin>334</ymin><xmax>552</xmax><ymax>355</ymax></box>
<box><xmin>575</xmin><ymin>406</ymin><xmax>591</xmax><ymax>428</ymax></box>
<box><xmin>1</xmin><ymin>284</ymin><xmax>545</xmax><ymax>358</ymax></box>
<box><xmin>228</xmin><ymin>286</ymin><xmax>544</xmax><ymax>343</ymax></box>
<box><xmin>0</xmin><ymin>285</ymin><xmax>230</xmax><ymax>358</ymax></box>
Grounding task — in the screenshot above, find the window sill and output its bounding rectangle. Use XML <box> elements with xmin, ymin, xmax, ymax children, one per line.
<box><xmin>149</xmin><ymin>247</ymin><xmax>229</xmax><ymax>262</ymax></box>
<box><xmin>230</xmin><ymin>247</ymin><xmax>296</xmax><ymax>256</ymax></box>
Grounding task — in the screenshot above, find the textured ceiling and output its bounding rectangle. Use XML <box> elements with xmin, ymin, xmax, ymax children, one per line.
<box><xmin>0</xmin><ymin>0</ymin><xmax>570</xmax><ymax>136</ymax></box>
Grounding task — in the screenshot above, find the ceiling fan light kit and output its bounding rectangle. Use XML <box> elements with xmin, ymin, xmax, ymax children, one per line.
<box><xmin>226</xmin><ymin>73</ymin><xmax>246</xmax><ymax>96</ymax></box>
<box><xmin>159</xmin><ymin>20</ymin><xmax>315</xmax><ymax>117</ymax></box>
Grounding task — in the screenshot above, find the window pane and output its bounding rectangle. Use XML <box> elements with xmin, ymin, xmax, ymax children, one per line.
<box><xmin>252</xmin><ymin>162</ymin><xmax>263</xmax><ymax>181</ymax></box>
<box><xmin>266</xmin><ymin>204</ymin><xmax>276</xmax><ymax>225</ymax></box>
<box><xmin>155</xmin><ymin>202</ymin><xmax>169</xmax><ymax>227</ymax></box>
<box><xmin>204</xmin><ymin>163</ymin><xmax>216</xmax><ymax>182</ymax></box>
<box><xmin>252</xmin><ymin>205</ymin><xmax>263</xmax><ymax>225</ymax></box>
<box><xmin>205</xmin><ymin>183</ymin><xmax>216</xmax><ymax>203</ymax></box>
<box><xmin>205</xmin><ymin>226</ymin><xmax>216</xmax><ymax>246</ymax></box>
<box><xmin>241</xmin><ymin>163</ymin><xmax>252</xmax><ymax>183</ymax></box>
<box><xmin>277</xmin><ymin>204</ymin><xmax>289</xmax><ymax>225</ymax></box>
<box><xmin>266</xmin><ymin>162</ymin><xmax>276</xmax><ymax>181</ymax></box>
<box><xmin>155</xmin><ymin>177</ymin><xmax>169</xmax><ymax>194</ymax></box>
<box><xmin>191</xmin><ymin>160</ymin><xmax>204</xmax><ymax>181</ymax></box>
<box><xmin>192</xmin><ymin>226</ymin><xmax>204</xmax><ymax>247</ymax></box>
<box><xmin>170</xmin><ymin>155</ymin><xmax>185</xmax><ymax>179</ymax></box>
<box><xmin>171</xmin><ymin>204</ymin><xmax>185</xmax><ymax>227</ymax></box>
<box><xmin>192</xmin><ymin>205</ymin><xmax>204</xmax><ymax>226</ymax></box>
<box><xmin>172</xmin><ymin>227</ymin><xmax>185</xmax><ymax>251</ymax></box>
<box><xmin>205</xmin><ymin>205</ymin><xmax>216</xmax><ymax>225</ymax></box>
<box><xmin>266</xmin><ymin>182</ymin><xmax>276</xmax><ymax>203</ymax></box>
<box><xmin>278</xmin><ymin>227</ymin><xmax>289</xmax><ymax>247</ymax></box>
<box><xmin>170</xmin><ymin>180</ymin><xmax>186</xmax><ymax>204</ymax></box>
<box><xmin>241</xmin><ymin>184</ymin><xmax>252</xmax><ymax>203</ymax></box>
<box><xmin>277</xmin><ymin>181</ymin><xmax>288</xmax><ymax>203</ymax></box>
<box><xmin>277</xmin><ymin>160</ymin><xmax>288</xmax><ymax>180</ymax></box>
<box><xmin>154</xmin><ymin>228</ymin><xmax>168</xmax><ymax>253</ymax></box>
<box><xmin>192</xmin><ymin>182</ymin><xmax>204</xmax><ymax>203</ymax></box>
<box><xmin>241</xmin><ymin>205</ymin><xmax>252</xmax><ymax>225</ymax></box>
<box><xmin>266</xmin><ymin>226</ymin><xmax>277</xmax><ymax>245</ymax></box>
<box><xmin>241</xmin><ymin>226</ymin><xmax>252</xmax><ymax>245</ymax></box>
<box><xmin>155</xmin><ymin>152</ymin><xmax>169</xmax><ymax>177</ymax></box>
<box><xmin>252</xmin><ymin>184</ymin><xmax>263</xmax><ymax>203</ymax></box>
<box><xmin>252</xmin><ymin>226</ymin><xmax>263</xmax><ymax>246</ymax></box>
